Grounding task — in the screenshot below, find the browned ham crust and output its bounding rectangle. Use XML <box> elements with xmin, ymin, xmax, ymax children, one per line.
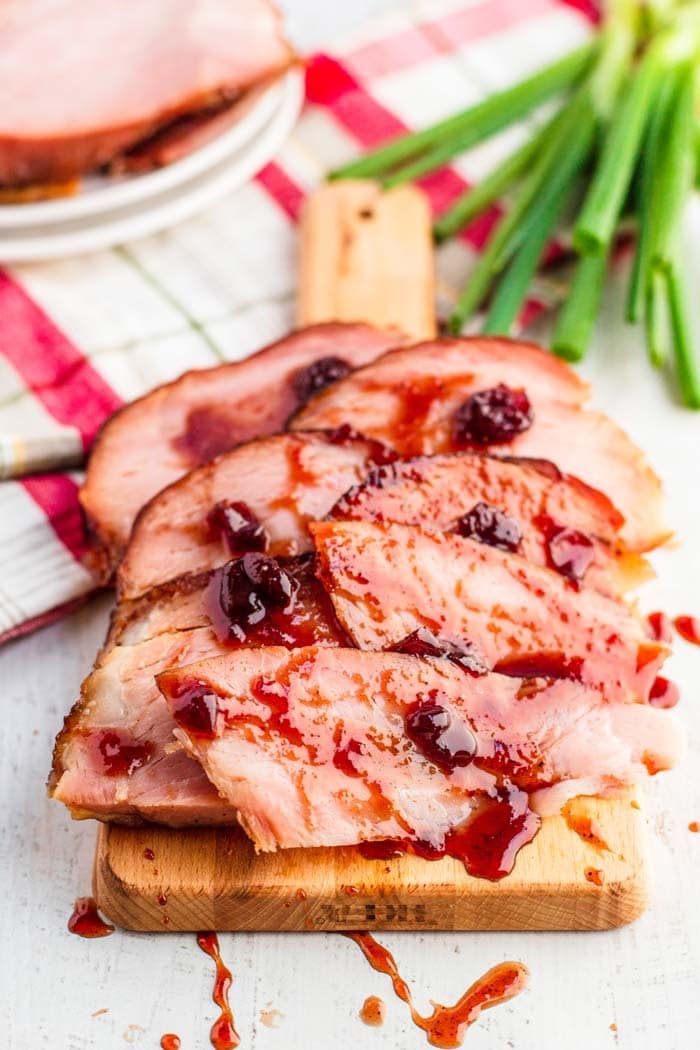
<box><xmin>291</xmin><ymin>337</ymin><xmax>668</xmax><ymax>551</ymax></box>
<box><xmin>81</xmin><ymin>323</ymin><xmax>404</xmax><ymax>577</ymax></box>
<box><xmin>117</xmin><ymin>431</ymin><xmax>378</xmax><ymax>601</ymax></box>
<box><xmin>327</xmin><ymin>451</ymin><xmax>639</xmax><ymax>597</ymax></box>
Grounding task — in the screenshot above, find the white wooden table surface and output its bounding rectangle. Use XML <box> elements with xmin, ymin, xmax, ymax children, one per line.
<box><xmin>2</xmin><ymin>4</ymin><xmax>700</xmax><ymax>1048</ymax></box>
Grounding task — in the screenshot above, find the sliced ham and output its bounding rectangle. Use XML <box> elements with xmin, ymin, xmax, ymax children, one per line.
<box><xmin>51</xmin><ymin>556</ymin><xmax>346</xmax><ymax>824</ymax></box>
<box><xmin>0</xmin><ymin>0</ymin><xmax>295</xmax><ymax>185</ymax></box>
<box><xmin>117</xmin><ymin>431</ymin><xmax>378</xmax><ymax>601</ymax></box>
<box><xmin>81</xmin><ymin>323</ymin><xmax>404</xmax><ymax>577</ymax></box>
<box><xmin>328</xmin><ymin>452</ymin><xmax>639</xmax><ymax>597</ymax></box>
<box><xmin>155</xmin><ymin>646</ymin><xmax>682</xmax><ymax>866</ymax></box>
<box><xmin>50</xmin><ymin>626</ymin><xmax>234</xmax><ymax>825</ymax></box>
<box><xmin>311</xmin><ymin>520</ymin><xmax>666</xmax><ymax>703</ymax></box>
<box><xmin>291</xmin><ymin>337</ymin><xmax>667</xmax><ymax>551</ymax></box>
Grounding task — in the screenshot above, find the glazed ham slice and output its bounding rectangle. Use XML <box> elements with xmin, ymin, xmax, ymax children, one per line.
<box><xmin>117</xmin><ymin>431</ymin><xmax>380</xmax><ymax>601</ymax></box>
<box><xmin>328</xmin><ymin>452</ymin><xmax>642</xmax><ymax>597</ymax></box>
<box><xmin>51</xmin><ymin>557</ymin><xmax>346</xmax><ymax>824</ymax></box>
<box><xmin>0</xmin><ymin>0</ymin><xmax>295</xmax><ymax>185</ymax></box>
<box><xmin>291</xmin><ymin>337</ymin><xmax>667</xmax><ymax>551</ymax></box>
<box><xmin>311</xmin><ymin>521</ymin><xmax>666</xmax><ymax>703</ymax></box>
<box><xmin>156</xmin><ymin>647</ymin><xmax>681</xmax><ymax>869</ymax></box>
<box><xmin>50</xmin><ymin>625</ymin><xmax>234</xmax><ymax>824</ymax></box>
<box><xmin>82</xmin><ymin>323</ymin><xmax>404</xmax><ymax>576</ymax></box>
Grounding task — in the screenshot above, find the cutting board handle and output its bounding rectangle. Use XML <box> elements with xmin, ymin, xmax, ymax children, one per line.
<box><xmin>298</xmin><ymin>178</ymin><xmax>436</xmax><ymax>341</ymax></box>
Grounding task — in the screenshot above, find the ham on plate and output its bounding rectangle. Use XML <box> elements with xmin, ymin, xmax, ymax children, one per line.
<box><xmin>328</xmin><ymin>451</ymin><xmax>647</xmax><ymax>597</ymax></box>
<box><xmin>0</xmin><ymin>0</ymin><xmax>295</xmax><ymax>185</ymax></box>
<box><xmin>81</xmin><ymin>322</ymin><xmax>404</xmax><ymax>577</ymax></box>
<box><xmin>117</xmin><ymin>431</ymin><xmax>381</xmax><ymax>601</ymax></box>
<box><xmin>156</xmin><ymin>646</ymin><xmax>682</xmax><ymax>875</ymax></box>
<box><xmin>311</xmin><ymin>520</ymin><xmax>667</xmax><ymax>703</ymax></box>
<box><xmin>291</xmin><ymin>337</ymin><xmax>668</xmax><ymax>551</ymax></box>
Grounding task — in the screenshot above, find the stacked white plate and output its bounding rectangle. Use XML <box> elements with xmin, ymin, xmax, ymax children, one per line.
<box><xmin>0</xmin><ymin>69</ymin><xmax>304</xmax><ymax>262</ymax></box>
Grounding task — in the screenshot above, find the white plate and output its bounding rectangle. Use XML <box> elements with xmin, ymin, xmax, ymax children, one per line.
<box><xmin>0</xmin><ymin>70</ymin><xmax>303</xmax><ymax>261</ymax></box>
<box><xmin>0</xmin><ymin>70</ymin><xmax>295</xmax><ymax>229</ymax></box>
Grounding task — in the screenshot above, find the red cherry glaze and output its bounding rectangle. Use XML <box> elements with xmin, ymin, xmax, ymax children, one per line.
<box><xmin>292</xmin><ymin>355</ymin><xmax>351</xmax><ymax>403</ymax></box>
<box><xmin>68</xmin><ymin>897</ymin><xmax>114</xmax><ymax>938</ymax></box>
<box><xmin>323</xmin><ymin>423</ymin><xmax>398</xmax><ymax>466</ymax></box>
<box><xmin>96</xmin><ymin>731</ymin><xmax>154</xmax><ymax>777</ymax></box>
<box><xmin>169</xmin><ymin>679</ymin><xmax>220</xmax><ymax>738</ymax></box>
<box><xmin>494</xmin><ymin>651</ymin><xmax>584</xmax><ymax>682</ymax></box>
<box><xmin>196</xmin><ymin>931</ymin><xmax>240</xmax><ymax>1050</ymax></box>
<box><xmin>207</xmin><ymin>500</ymin><xmax>268</xmax><ymax>555</ymax></box>
<box><xmin>535</xmin><ymin>513</ymin><xmax>595</xmax><ymax>584</ymax></box>
<box><xmin>453</xmin><ymin>384</ymin><xmax>533</xmax><ymax>447</ymax></box>
<box><xmin>346</xmin><ymin>931</ymin><xmax>528</xmax><ymax>1047</ymax></box>
<box><xmin>648</xmin><ymin>676</ymin><xmax>680</xmax><ymax>709</ymax></box>
<box><xmin>674</xmin><ymin>615</ymin><xmax>700</xmax><ymax>646</ymax></box>
<box><xmin>456</xmin><ymin>501</ymin><xmax>521</xmax><ymax>552</ymax></box>
<box><xmin>333</xmin><ymin>737</ymin><xmax>364</xmax><ymax>777</ymax></box>
<box><xmin>390</xmin><ymin>627</ymin><xmax>488</xmax><ymax>676</ymax></box>
<box><xmin>646</xmin><ymin>611</ymin><xmax>673</xmax><ymax>643</ymax></box>
<box><xmin>404</xmin><ymin>701</ymin><xmax>477</xmax><ymax>773</ymax></box>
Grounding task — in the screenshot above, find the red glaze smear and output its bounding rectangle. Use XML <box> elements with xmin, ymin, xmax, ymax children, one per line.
<box><xmin>561</xmin><ymin>803</ymin><xmax>610</xmax><ymax>851</ymax></box>
<box><xmin>494</xmin><ymin>651</ymin><xmax>583</xmax><ymax>682</ymax></box>
<box><xmin>160</xmin><ymin>1036</ymin><xmax>181</xmax><ymax>1050</ymax></box>
<box><xmin>346</xmin><ymin>932</ymin><xmax>528</xmax><ymax>1048</ymax></box>
<box><xmin>584</xmin><ymin>868</ymin><xmax>605</xmax><ymax>886</ymax></box>
<box><xmin>646</xmin><ymin>611</ymin><xmax>673</xmax><ymax>643</ymax></box>
<box><xmin>143</xmin><ymin>848</ymin><xmax>155</xmax><ymax>861</ymax></box>
<box><xmin>674</xmin><ymin>615</ymin><xmax>700</xmax><ymax>646</ymax></box>
<box><xmin>207</xmin><ymin>555</ymin><xmax>350</xmax><ymax>649</ymax></box>
<box><xmin>170</xmin><ymin>679</ymin><xmax>221</xmax><ymax>739</ymax></box>
<box><xmin>207</xmin><ymin>500</ymin><xmax>269</xmax><ymax>556</ymax></box>
<box><xmin>95</xmin><ymin>730</ymin><xmax>154</xmax><ymax>776</ymax></box>
<box><xmin>535</xmin><ymin>514</ymin><xmax>595</xmax><ymax>585</ymax></box>
<box><xmin>649</xmin><ymin>675</ymin><xmax>680</xmax><ymax>709</ymax></box>
<box><xmin>323</xmin><ymin>423</ymin><xmax>398</xmax><ymax>466</ymax></box>
<box><xmin>67</xmin><ymin>897</ymin><xmax>114</xmax><ymax>939</ymax></box>
<box><xmin>359</xmin><ymin>795</ymin><xmax>540</xmax><ymax>881</ymax></box>
<box><xmin>360</xmin><ymin>995</ymin><xmax>386</xmax><ymax>1027</ymax></box>
<box><xmin>196</xmin><ymin>931</ymin><xmax>240</xmax><ymax>1050</ymax></box>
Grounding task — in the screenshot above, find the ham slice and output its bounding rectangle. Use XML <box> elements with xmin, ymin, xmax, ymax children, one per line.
<box><xmin>156</xmin><ymin>646</ymin><xmax>682</xmax><ymax>870</ymax></box>
<box><xmin>311</xmin><ymin>520</ymin><xmax>666</xmax><ymax>703</ymax></box>
<box><xmin>81</xmin><ymin>323</ymin><xmax>404</xmax><ymax>577</ymax></box>
<box><xmin>291</xmin><ymin>337</ymin><xmax>667</xmax><ymax>551</ymax></box>
<box><xmin>0</xmin><ymin>0</ymin><xmax>295</xmax><ymax>185</ymax></box>
<box><xmin>117</xmin><ymin>431</ymin><xmax>378</xmax><ymax>601</ymax></box>
<box><xmin>328</xmin><ymin>452</ymin><xmax>640</xmax><ymax>597</ymax></box>
<box><xmin>50</xmin><ymin>557</ymin><xmax>346</xmax><ymax>824</ymax></box>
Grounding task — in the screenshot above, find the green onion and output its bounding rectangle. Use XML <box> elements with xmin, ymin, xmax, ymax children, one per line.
<box><xmin>573</xmin><ymin>35</ymin><xmax>668</xmax><ymax>255</ymax></box>
<box><xmin>327</xmin><ymin>1</ymin><xmax>700</xmax><ymax>408</ymax></box>
<box><xmin>552</xmin><ymin>249</ymin><xmax>609</xmax><ymax>362</ymax></box>
<box><xmin>665</xmin><ymin>262</ymin><xmax>700</xmax><ymax>408</ymax></box>
<box><xmin>433</xmin><ymin>110</ymin><xmax>563</xmax><ymax>243</ymax></box>
<box><xmin>645</xmin><ymin>266</ymin><xmax>670</xmax><ymax>369</ymax></box>
<box><xmin>449</xmin><ymin>86</ymin><xmax>597</xmax><ymax>333</ymax></box>
<box><xmin>328</xmin><ymin>42</ymin><xmax>596</xmax><ymax>182</ymax></box>
<box><xmin>482</xmin><ymin>180</ymin><xmax>574</xmax><ymax>335</ymax></box>
<box><xmin>625</xmin><ymin>70</ymin><xmax>678</xmax><ymax>323</ymax></box>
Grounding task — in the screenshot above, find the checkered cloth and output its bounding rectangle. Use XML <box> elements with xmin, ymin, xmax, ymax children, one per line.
<box><xmin>0</xmin><ymin>0</ymin><xmax>595</xmax><ymax>644</ymax></box>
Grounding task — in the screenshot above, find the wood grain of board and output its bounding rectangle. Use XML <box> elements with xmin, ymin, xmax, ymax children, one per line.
<box><xmin>94</xmin><ymin>180</ymin><xmax>650</xmax><ymax>932</ymax></box>
<box><xmin>94</xmin><ymin>794</ymin><xmax>649</xmax><ymax>932</ymax></box>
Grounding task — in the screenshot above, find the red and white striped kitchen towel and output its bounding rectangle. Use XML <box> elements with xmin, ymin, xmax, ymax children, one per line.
<box><xmin>0</xmin><ymin>0</ymin><xmax>595</xmax><ymax>644</ymax></box>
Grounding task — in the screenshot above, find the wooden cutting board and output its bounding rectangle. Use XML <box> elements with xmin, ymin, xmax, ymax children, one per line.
<box><xmin>93</xmin><ymin>179</ymin><xmax>649</xmax><ymax>932</ymax></box>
